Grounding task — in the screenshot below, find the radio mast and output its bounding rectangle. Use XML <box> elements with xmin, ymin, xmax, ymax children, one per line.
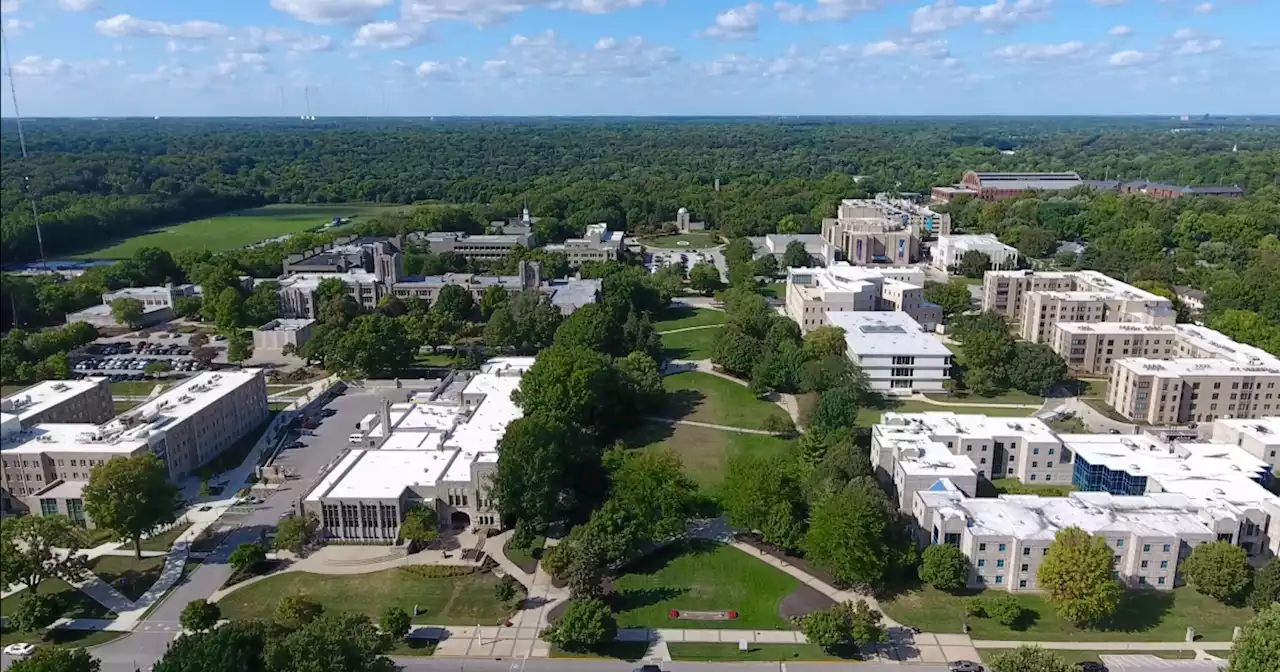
<box><xmin>1</xmin><ymin>20</ymin><xmax>48</xmax><ymax>269</ymax></box>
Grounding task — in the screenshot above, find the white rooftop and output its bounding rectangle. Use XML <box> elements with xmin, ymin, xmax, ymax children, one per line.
<box><xmin>940</xmin><ymin>234</ymin><xmax>1017</xmax><ymax>249</ymax></box>
<box><xmin>826</xmin><ymin>311</ymin><xmax>951</xmax><ymax>358</ymax></box>
<box><xmin>1115</xmin><ymin>357</ymin><xmax>1280</xmax><ymax>378</ymax></box>
<box><xmin>896</xmin><ymin>439</ymin><xmax>980</xmax><ymax>477</ymax></box>
<box><xmin>257</xmin><ymin>318</ymin><xmax>316</xmax><ymax>332</ymax></box>
<box><xmin>988</xmin><ymin>269</ymin><xmax>1171</xmax><ymax>305</ymax></box>
<box><xmin>106</xmin><ymin>370</ymin><xmax>263</xmax><ymax>433</ymax></box>
<box><xmin>877</xmin><ymin>411</ymin><xmax>1058</xmax><ymax>441</ymax></box>
<box><xmin>788</xmin><ymin>262</ymin><xmax>926</xmax><ymax>295</ymax></box>
<box><xmin>0</xmin><ymin>422</ymin><xmax>150</xmax><ymax>455</ymax></box>
<box><xmin>0</xmin><ymin>378</ymin><xmax>108</xmax><ymax>424</ymax></box>
<box><xmin>1213</xmin><ymin>417</ymin><xmax>1280</xmax><ymax>446</ymax></box>
<box><xmin>278</xmin><ymin>270</ymin><xmax>378</xmax><ymax>291</ymax></box>
<box><xmin>920</xmin><ymin>490</ymin><xmax>1219</xmax><ymax>540</ymax></box>
<box><xmin>321</xmin><ymin>449</ymin><xmax>464</xmax><ymax>499</ymax></box>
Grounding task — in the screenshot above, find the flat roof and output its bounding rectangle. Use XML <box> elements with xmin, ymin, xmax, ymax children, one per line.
<box><xmin>107</xmin><ymin>370</ymin><xmax>262</xmax><ymax>433</ymax></box>
<box><xmin>546</xmin><ymin>279</ymin><xmax>601</xmax><ymax>311</ymax></box>
<box><xmin>1</xmin><ymin>378</ymin><xmax>108</xmax><ymax>424</ymax></box>
<box><xmin>1213</xmin><ymin>417</ymin><xmax>1280</xmax><ymax>445</ymax></box>
<box><xmin>1115</xmin><ymin>357</ymin><xmax>1280</xmax><ymax>377</ymax></box>
<box><xmin>257</xmin><ymin>318</ymin><xmax>315</xmax><ymax>332</ymax></box>
<box><xmin>896</xmin><ymin>439</ymin><xmax>980</xmax><ymax>477</ymax></box>
<box><xmin>1063</xmin><ymin>433</ymin><xmax>1273</xmax><ymax>504</ymax></box>
<box><xmin>920</xmin><ymin>490</ymin><xmax>1217</xmax><ymax>540</ymax></box>
<box><xmin>323</xmin><ymin>449</ymin><xmax>463</xmax><ymax>499</ymax></box>
<box><xmin>826</xmin><ymin>311</ymin><xmax>951</xmax><ymax>357</ymax></box>
<box><xmin>0</xmin><ymin>422</ymin><xmax>149</xmax><ymax>455</ymax></box>
<box><xmin>279</xmin><ymin>271</ymin><xmax>378</xmax><ymax>291</ymax></box>
<box><xmin>877</xmin><ymin>412</ymin><xmax>1058</xmax><ymax>442</ymax></box>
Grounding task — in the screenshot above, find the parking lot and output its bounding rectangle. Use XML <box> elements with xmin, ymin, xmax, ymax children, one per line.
<box><xmin>72</xmin><ymin>334</ymin><xmax>216</xmax><ymax>381</ymax></box>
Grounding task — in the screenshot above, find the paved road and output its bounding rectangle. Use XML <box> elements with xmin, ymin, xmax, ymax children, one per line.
<box><xmin>391</xmin><ymin>660</ymin><xmax>948</xmax><ymax>672</ymax></box>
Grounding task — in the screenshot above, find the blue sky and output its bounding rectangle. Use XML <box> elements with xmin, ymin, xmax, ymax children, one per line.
<box><xmin>0</xmin><ymin>0</ymin><xmax>1275</xmax><ymax>116</ymax></box>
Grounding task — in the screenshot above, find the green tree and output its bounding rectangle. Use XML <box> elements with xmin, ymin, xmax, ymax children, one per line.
<box><xmin>539</xmin><ymin>598</ymin><xmax>616</xmax><ymax>653</ymax></box>
<box><xmin>955</xmin><ymin>250</ymin><xmax>992</xmax><ymax>278</ymax></box>
<box><xmin>480</xmin><ymin>284</ymin><xmax>508</xmax><ymax>318</ymax></box>
<box><xmin>721</xmin><ymin>452</ymin><xmax>807</xmax><ymax>551</ymax></box>
<box><xmin>919</xmin><ymin>543</ymin><xmax>970</xmax><ymax>592</ymax></box>
<box><xmin>274</xmin><ymin>593</ymin><xmax>325</xmax><ymax>629</ymax></box>
<box><xmin>0</xmin><ymin>515</ymin><xmax>91</xmax><ymax>593</ymax></box>
<box><xmin>986</xmin><ymin>595</ymin><xmax>1026</xmax><ymax>627</ymax></box>
<box><xmin>847</xmin><ymin>599</ymin><xmax>887</xmax><ymax>645</ymax></box>
<box><xmin>8</xmin><ymin>646</ymin><xmax>100</xmax><ymax>672</ymax></box>
<box><xmin>712</xmin><ymin>324</ymin><xmax>762</xmax><ymax>377</ymax></box>
<box><xmin>495</xmin><ymin>575</ymin><xmax>522</xmax><ymax>605</ymax></box>
<box><xmin>803</xmin><ymin>326</ymin><xmax>847</xmax><ymax>358</ymax></box>
<box><xmin>274</xmin><ymin>513</ymin><xmax>320</xmax><ymax>554</ymax></box>
<box><xmin>211</xmin><ymin>287</ymin><xmax>246</xmax><ymax>332</ymax></box>
<box><xmin>322</xmin><ymin>314</ymin><xmax>416</xmax><ymax>378</ymax></box>
<box><xmin>265</xmin><ymin>611</ymin><xmax>395</xmax><ymax>672</ymax></box>
<box><xmin>110</xmin><ymin>297</ymin><xmax>146</xmax><ymax>329</ymax></box>
<box><xmin>605</xmin><ymin>447</ymin><xmax>697</xmax><ymax>543</ymax></box>
<box><xmin>923</xmin><ymin>280</ymin><xmax>973</xmax><ymax>318</ymax></box>
<box><xmin>9</xmin><ymin>593</ymin><xmax>60</xmax><ymax>632</ymax></box>
<box><xmin>798</xmin><ymin>603</ymin><xmax>854</xmax><ymax>653</ymax></box>
<box><xmin>804</xmin><ymin>482</ymin><xmax>892</xmax><ymax>589</ymax></box>
<box><xmin>151</xmin><ymin>620</ymin><xmax>268</xmax><ymax>672</ymax></box>
<box><xmin>228</xmin><ymin>542</ymin><xmax>267</xmax><ymax>573</ymax></box>
<box><xmin>988</xmin><ymin>646</ymin><xmax>1071</xmax><ymax>672</ymax></box>
<box><xmin>484</xmin><ymin>305</ymin><xmax>521</xmax><ymax>351</ymax></box>
<box><xmin>512</xmin><ymin>345</ymin><xmax>622</xmax><ymax>434</ymax></box>
<box><xmin>688</xmin><ymin>262</ymin><xmax>722</xmax><ymax>295</ymax></box>
<box><xmin>1249</xmin><ymin>559</ymin><xmax>1280</xmax><ymax>611</ymax></box>
<box><xmin>491</xmin><ymin>416</ymin><xmax>597</xmax><ymax>529</ymax></box>
<box><xmin>1228</xmin><ymin>603</ymin><xmax>1280</xmax><ymax>672</ymax></box>
<box><xmin>1182</xmin><ymin>540</ymin><xmax>1254</xmax><ymax>604</ymax></box>
<box><xmin>434</xmin><ymin>284</ymin><xmax>474</xmax><ymax>322</ymax></box>
<box><xmin>179</xmin><ymin>598</ymin><xmax>222</xmax><ymax>633</ymax></box>
<box><xmin>615</xmin><ymin>351</ymin><xmax>665</xmax><ymax>412</ymax></box>
<box><xmin>1007</xmin><ymin>342</ymin><xmax>1067</xmax><ymax>396</ymax></box>
<box><xmin>174</xmin><ymin>295</ymin><xmax>204</xmax><ymax>319</ymax></box>
<box><xmin>144</xmin><ymin>360</ymin><xmax>172</xmax><ymax>375</ymax></box>
<box><xmin>82</xmin><ymin>453</ymin><xmax>180</xmax><ymax>559</ymax></box>
<box><xmin>754</xmin><ymin>253</ymin><xmax>779</xmax><ymax>278</ymax></box>
<box><xmin>553</xmin><ymin>304</ymin><xmax>618</xmax><ymax>355</ymax></box>
<box><xmin>226</xmin><ymin>331</ymin><xmax>254</xmax><ymax>364</ymax></box>
<box><xmin>803</xmin><ymin>385</ymin><xmax>861</xmax><ymax>438</ymax></box>
<box><xmin>380</xmin><ymin>606</ymin><xmax>412</xmax><ymax>641</ymax></box>
<box><xmin>1037</xmin><ymin>527</ymin><xmax>1123</xmax><ymax>627</ymax></box>
<box><xmin>783</xmin><ymin>240</ymin><xmax>811</xmax><ymax>268</ymax></box>
<box><xmin>398</xmin><ymin>503</ymin><xmax>439</xmax><ymax>547</ymax></box>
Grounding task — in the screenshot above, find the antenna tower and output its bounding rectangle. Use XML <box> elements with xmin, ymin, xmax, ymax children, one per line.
<box><xmin>1</xmin><ymin>20</ymin><xmax>47</xmax><ymax>268</ymax></box>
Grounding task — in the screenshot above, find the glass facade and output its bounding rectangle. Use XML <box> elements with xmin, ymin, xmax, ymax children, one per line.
<box><xmin>1072</xmin><ymin>456</ymin><xmax>1148</xmax><ymax>495</ymax></box>
<box><xmin>66</xmin><ymin>499</ymin><xmax>86</xmax><ymax>526</ymax></box>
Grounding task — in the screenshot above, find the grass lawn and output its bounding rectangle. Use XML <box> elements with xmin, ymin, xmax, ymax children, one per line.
<box><xmin>987</xmin><ymin>477</ymin><xmax>1075</xmax><ymax>497</ymax></box>
<box><xmin>669</xmin><ymin>643</ymin><xmax>848</xmax><ymax>662</ymax></box>
<box><xmin>881</xmin><ymin>586</ymin><xmax>1252</xmax><ymax>642</ymax></box>
<box><xmin>550</xmin><ymin>642</ymin><xmax>651</xmax><ymax>661</ymax></box>
<box><xmin>215</xmin><ymin>569</ymin><xmax>513</xmax><ymax>625</ymax></box>
<box><xmin>641</xmin><ymin>232</ymin><xmax>720</xmax><ymax>249</ymax></box>
<box><xmin>1083</xmin><ymin>397</ymin><xmax>1139</xmax><ymax>424</ymax></box>
<box><xmin>612</xmin><ymin>539</ymin><xmax>798</xmax><ymax>630</ymax></box>
<box><xmin>979</xmin><ymin>649</ymin><xmax>1197</xmax><ymax>665</ymax></box>
<box><xmin>503</xmin><ymin>535</ymin><xmax>545</xmax><ymax>575</ymax></box>
<box><xmin>109</xmin><ymin>380</ymin><xmax>161</xmax><ymax>396</ymax></box>
<box><xmin>79</xmin><ymin>204</ymin><xmax>413</xmax><ymax>259</ymax></box>
<box><xmin>0</xmin><ymin>578</ymin><xmax>116</xmax><ymax>646</ymax></box>
<box><xmin>661</xmin><ymin>327</ymin><xmax>721</xmax><ymax>360</ymax></box>
<box><xmin>388</xmin><ymin>639</ymin><xmax>439</xmax><ymax>656</ymax></box>
<box><xmin>87</xmin><ymin>555</ymin><xmax>168</xmax><ymax>602</ymax></box>
<box><xmin>622</xmin><ymin>422</ymin><xmax>796</xmax><ymax>493</ymax></box>
<box><xmin>0</xmin><ymin>628</ymin><xmax>127</xmax><ymax>648</ymax></box>
<box><xmin>413</xmin><ymin>352</ymin><xmax>456</xmax><ymax>367</ymax></box>
<box><xmin>113</xmin><ymin>401</ymin><xmax>139</xmax><ymax>414</ymax></box>
<box><xmin>757</xmin><ymin>281</ymin><xmax>786</xmax><ymax>299</ymax></box>
<box><xmin>657</xmin><ymin>372</ymin><xmax>790</xmax><ymax>430</ymax></box>
<box><xmin>925</xmin><ymin>390</ymin><xmax>1045</xmax><ymax>406</ymax></box>
<box><xmin>140</xmin><ymin>522</ymin><xmax>194</xmax><ymax>552</ymax></box>
<box><xmin>653</xmin><ymin>306</ymin><xmax>725</xmax><ymax>333</ymax></box>
<box><xmin>1</xmin><ymin>384</ymin><xmax>29</xmax><ymax>396</ymax></box>
<box><xmin>1075</xmin><ymin>378</ymin><xmax>1109</xmax><ymax>398</ymax></box>
<box><xmin>856</xmin><ymin>401</ymin><xmax>1037</xmax><ymax>427</ymax></box>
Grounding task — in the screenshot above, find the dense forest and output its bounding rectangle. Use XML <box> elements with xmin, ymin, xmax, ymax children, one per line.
<box><xmin>3</xmin><ymin>117</ymin><xmax>1278</xmax><ymax>262</ymax></box>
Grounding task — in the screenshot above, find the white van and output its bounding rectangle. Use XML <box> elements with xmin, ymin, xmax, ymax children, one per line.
<box><xmin>349</xmin><ymin>433</ymin><xmax>365</xmax><ymax>445</ymax></box>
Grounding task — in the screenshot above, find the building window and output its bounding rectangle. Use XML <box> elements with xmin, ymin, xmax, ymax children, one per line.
<box><xmin>996</xmin><ymin>560</ymin><xmax>1005</xmax><ymax>568</ymax></box>
<box><xmin>978</xmin><ymin>559</ymin><xmax>985</xmax><ymax>568</ymax></box>
<box><xmin>1160</xmin><ymin>560</ymin><xmax>1168</xmax><ymax>569</ymax></box>
<box><xmin>1022</xmin><ymin>548</ymin><xmax>1031</xmax><ymax>556</ymax></box>
<box><xmin>1020</xmin><ymin>564</ymin><xmax>1029</xmax><ymax>572</ymax></box>
<box><xmin>1158</xmin><ymin>577</ymin><xmax>1166</xmax><ymax>585</ymax></box>
<box><xmin>1019</xmin><ymin>580</ymin><xmax>1027</xmax><ymax>588</ymax></box>
<box><xmin>1141</xmin><ymin>560</ymin><xmax>1148</xmax><ymax>568</ymax></box>
<box><xmin>1163</xmin><ymin>544</ymin><xmax>1171</xmax><ymax>553</ymax></box>
<box><xmin>979</xmin><ymin>543</ymin><xmax>987</xmax><ymax>551</ymax></box>
<box><xmin>1143</xmin><ymin>544</ymin><xmax>1151</xmax><ymax>552</ymax></box>
<box><xmin>995</xmin><ymin>576</ymin><xmax>1004</xmax><ymax>585</ymax></box>
<box><xmin>1138</xmin><ymin>576</ymin><xmax>1148</xmax><ymax>585</ymax></box>
<box><xmin>1116</xmin><ymin>539</ymin><xmax>1124</xmax><ymax>548</ymax></box>
<box><xmin>999</xmin><ymin>543</ymin><xmax>1006</xmax><ymax>552</ymax></box>
<box><xmin>40</xmin><ymin>499</ymin><xmax>59</xmax><ymax>516</ymax></box>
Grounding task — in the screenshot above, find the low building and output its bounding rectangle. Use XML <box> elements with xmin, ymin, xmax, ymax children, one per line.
<box><xmin>982</xmin><ymin>270</ymin><xmax>1177</xmax><ymax>343</ymax></box>
<box><xmin>873</xmin><ymin>412</ymin><xmax>1064</xmax><ymax>484</ymax></box>
<box><xmin>1049</xmin><ymin>323</ymin><xmax>1277</xmax><ymax>377</ymax></box>
<box><xmin>390</xmin><ymin>262</ymin><xmax>600</xmax><ymax>316</ymax></box>
<box><xmin>276</xmin><ymin>270</ymin><xmax>383</xmax><ymax>319</ymax></box>
<box><xmin>931</xmin><ymin>171</ymin><xmax>1083</xmax><ymax>202</ymax></box>
<box><xmin>302</xmin><ymin>358</ymin><xmax>535</xmax><ymax>541</ymax></box>
<box><xmin>933</xmin><ymin>234</ymin><xmax>1019</xmax><ymax>271</ymax></box>
<box><xmin>1119</xmin><ymin>181</ymin><xmax>1245</xmax><ymax>200</ymax></box>
<box><xmin>673</xmin><ymin>207</ymin><xmax>706</xmax><ymax>232</ymax></box>
<box><xmin>1107</xmin><ymin>357</ymin><xmax>1280</xmax><ymax>425</ymax></box>
<box><xmin>1211</xmin><ymin>418</ymin><xmax>1280</xmax><ymax>473</ymax></box>
<box><xmin>102</xmin><ymin>283</ymin><xmax>201</xmax><ymax>310</ymax></box>
<box><xmin>66</xmin><ymin>303</ymin><xmax>175</xmax><ymax>330</ymax></box>
<box><xmin>543</xmin><ymin>224</ymin><xmax>626</xmax><ymax>265</ymax></box>
<box><xmin>784</xmin><ymin>263</ymin><xmax>941</xmax><ymax>333</ymax></box>
<box><xmin>419</xmin><ymin>231</ymin><xmax>534</xmax><ymax>262</ymax></box>
<box><xmin>826</xmin><ymin>311</ymin><xmax>952</xmax><ymax>396</ymax></box>
<box><xmin>821</xmin><ymin>199</ymin><xmax>921</xmax><ymax>266</ymax></box>
<box><xmin>1175</xmin><ymin>285</ymin><xmax>1207</xmax><ymax>314</ymax></box>
<box><xmin>283</xmin><ymin>236</ymin><xmax>403</xmax><ymax>276</ymax></box>
<box><xmin>748</xmin><ymin>234</ymin><xmax>836</xmax><ymax>267</ymax></box>
<box><xmin>2</xmin><ymin>370</ymin><xmax>268</xmax><ymax>526</ymax></box>
<box><xmin>252</xmin><ymin>319</ymin><xmax>316</xmax><ymax>352</ymax></box>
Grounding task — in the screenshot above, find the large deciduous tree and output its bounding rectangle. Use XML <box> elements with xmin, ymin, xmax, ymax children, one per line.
<box><xmin>491</xmin><ymin>416</ymin><xmax>598</xmax><ymax>529</ymax></box>
<box><xmin>987</xmin><ymin>645</ymin><xmax>1072</xmax><ymax>672</ymax></box>
<box><xmin>918</xmin><ymin>543</ymin><xmax>970</xmax><ymax>592</ymax></box>
<box><xmin>82</xmin><ymin>453</ymin><xmax>180</xmax><ymax>559</ymax></box>
<box><xmin>179</xmin><ymin>598</ymin><xmax>222</xmax><ymax>633</ymax></box>
<box><xmin>722</xmin><ymin>452</ymin><xmax>807</xmax><ymax>552</ymax></box>
<box><xmin>804</xmin><ymin>481</ymin><xmax>892</xmax><ymax>590</ymax></box>
<box><xmin>688</xmin><ymin>262</ymin><xmax>722</xmax><ymax>295</ymax></box>
<box><xmin>512</xmin><ymin>345</ymin><xmax>622</xmax><ymax>434</ymax></box>
<box><xmin>1248</xmin><ymin>558</ymin><xmax>1280</xmax><ymax>611</ymax></box>
<box><xmin>151</xmin><ymin>620</ymin><xmax>270</xmax><ymax>672</ymax></box>
<box><xmin>110</xmin><ymin>297</ymin><xmax>146</xmax><ymax>329</ymax></box>
<box><xmin>1182</xmin><ymin>540</ymin><xmax>1254</xmax><ymax>605</ymax></box>
<box><xmin>274</xmin><ymin>513</ymin><xmax>320</xmax><ymax>555</ymax></box>
<box><xmin>783</xmin><ymin>241</ymin><xmax>812</xmax><ymax>268</ymax></box>
<box><xmin>1228</xmin><ymin>603</ymin><xmax>1280</xmax><ymax>672</ymax></box>
<box><xmin>1007</xmin><ymin>342</ymin><xmax>1068</xmax><ymax>396</ymax></box>
<box><xmin>604</xmin><ymin>447</ymin><xmax>697</xmax><ymax>544</ymax></box>
<box><xmin>955</xmin><ymin>250</ymin><xmax>992</xmax><ymax>278</ymax></box>
<box><xmin>398</xmin><ymin>503</ymin><xmax>439</xmax><ymax>547</ymax></box>
<box><xmin>1036</xmin><ymin>527</ymin><xmax>1123</xmax><ymax>627</ymax></box>
<box><xmin>539</xmin><ymin>598</ymin><xmax>616</xmax><ymax>652</ymax></box>
<box><xmin>923</xmin><ymin>280</ymin><xmax>973</xmax><ymax>318</ymax></box>
<box><xmin>0</xmin><ymin>515</ymin><xmax>92</xmax><ymax>593</ymax></box>
<box><xmin>8</xmin><ymin>646</ymin><xmax>100</xmax><ymax>672</ymax></box>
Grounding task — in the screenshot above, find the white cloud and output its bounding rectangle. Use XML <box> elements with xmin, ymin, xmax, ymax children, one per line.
<box><xmin>399</xmin><ymin>0</ymin><xmax>654</xmax><ymax>27</ymax></box>
<box><xmin>290</xmin><ymin>35</ymin><xmax>334</xmax><ymax>52</ymax></box>
<box><xmin>165</xmin><ymin>40</ymin><xmax>205</xmax><ymax>53</ymax></box>
<box><xmin>862</xmin><ymin>40</ymin><xmax>903</xmax><ymax>57</ymax></box>
<box><xmin>774</xmin><ymin>0</ymin><xmax>883</xmax><ymax>23</ymax></box>
<box><xmin>95</xmin><ymin>15</ymin><xmax>230</xmax><ymax>39</ymax></box>
<box><xmin>699</xmin><ymin>48</ymin><xmax>814</xmax><ymax>77</ymax></box>
<box><xmin>1176</xmin><ymin>38</ymin><xmax>1221</xmax><ymax>55</ymax></box>
<box><xmin>269</xmin><ymin>0</ymin><xmax>393</xmax><ymax>26</ymax></box>
<box><xmin>1090</xmin><ymin>0</ymin><xmax>1126</xmax><ymax>5</ymax></box>
<box><xmin>56</xmin><ymin>0</ymin><xmax>99</xmax><ymax>10</ymax></box>
<box><xmin>491</xmin><ymin>31</ymin><xmax>678</xmax><ymax>79</ymax></box>
<box><xmin>820</xmin><ymin>38</ymin><xmax>950</xmax><ymax>62</ymax></box>
<box><xmin>1108</xmin><ymin>49</ymin><xmax>1155</xmax><ymax>67</ymax></box>
<box><xmin>701</xmin><ymin>3</ymin><xmax>762</xmax><ymax>40</ymax></box>
<box><xmin>415</xmin><ymin>60</ymin><xmax>456</xmax><ymax>80</ymax></box>
<box><xmin>1108</xmin><ymin>25</ymin><xmax>1132</xmax><ymax>37</ymax></box>
<box><xmin>10</xmin><ymin>56</ymin><xmax>68</xmax><ymax>76</ymax></box>
<box><xmin>0</xmin><ymin>0</ymin><xmax>20</xmax><ymax>11</ymax></box>
<box><xmin>910</xmin><ymin>0</ymin><xmax>1054</xmax><ymax>35</ymax></box>
<box><xmin>4</xmin><ymin>19</ymin><xmax>34</xmax><ymax>36</ymax></box>
<box><xmin>352</xmin><ymin>20</ymin><xmax>428</xmax><ymax>48</ymax></box>
<box><xmin>991</xmin><ymin>41</ymin><xmax>1088</xmax><ymax>61</ymax></box>
<box><xmin>1172</xmin><ymin>27</ymin><xmax>1196</xmax><ymax>40</ymax></box>
<box><xmin>594</xmin><ymin>36</ymin><xmax>616</xmax><ymax>50</ymax></box>
<box><xmin>1192</xmin><ymin>2</ymin><xmax>1213</xmax><ymax>14</ymax></box>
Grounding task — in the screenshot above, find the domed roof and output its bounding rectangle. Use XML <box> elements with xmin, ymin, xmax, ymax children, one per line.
<box><xmin>677</xmin><ymin>207</ymin><xmax>689</xmax><ymax>214</ymax></box>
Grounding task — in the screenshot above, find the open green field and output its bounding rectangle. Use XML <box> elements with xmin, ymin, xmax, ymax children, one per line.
<box><xmin>669</xmin><ymin>643</ymin><xmax>847</xmax><ymax>662</ymax></box>
<box><xmin>657</xmin><ymin>372</ymin><xmax>790</xmax><ymax>430</ymax></box>
<box><xmin>215</xmin><ymin>568</ymin><xmax>512</xmax><ymax>625</ymax></box>
<box><xmin>641</xmin><ymin>232</ymin><xmax>721</xmax><ymax>249</ymax></box>
<box><xmin>978</xmin><ymin>649</ymin><xmax>1197</xmax><ymax>665</ymax></box>
<box><xmin>1083</xmin><ymin>397</ymin><xmax>1140</xmax><ymax>424</ymax></box>
<box><xmin>1075</xmin><ymin>378</ymin><xmax>1109</xmax><ymax>398</ymax></box>
<box><xmin>661</xmin><ymin>327</ymin><xmax>721</xmax><ymax>360</ymax></box>
<box><xmin>612</xmin><ymin>540</ymin><xmax>798</xmax><ymax>630</ymax></box>
<box><xmin>882</xmin><ymin>586</ymin><xmax>1252</xmax><ymax>642</ymax></box>
<box><xmin>624</xmin><ymin>422</ymin><xmax>795</xmax><ymax>492</ymax></box>
<box><xmin>654</xmin><ymin>306</ymin><xmax>726</xmax><ymax>332</ymax></box>
<box><xmin>79</xmin><ymin>204</ymin><xmax>412</xmax><ymax>259</ymax></box>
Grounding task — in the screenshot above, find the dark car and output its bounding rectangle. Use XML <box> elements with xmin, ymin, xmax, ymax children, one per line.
<box><xmin>1076</xmin><ymin>663</ymin><xmax>1107</xmax><ymax>672</ymax></box>
<box><xmin>949</xmin><ymin>662</ymin><xmax>985</xmax><ymax>672</ymax></box>
<box><xmin>632</xmin><ymin>666</ymin><xmax>665</xmax><ymax>672</ymax></box>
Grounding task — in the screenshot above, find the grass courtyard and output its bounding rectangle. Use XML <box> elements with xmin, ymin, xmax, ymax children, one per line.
<box><xmin>881</xmin><ymin>586</ymin><xmax>1252</xmax><ymax>642</ymax></box>
<box><xmin>87</xmin><ymin>555</ymin><xmax>168</xmax><ymax>602</ymax></box>
<box><xmin>0</xmin><ymin>579</ymin><xmax>116</xmax><ymax>647</ymax></box>
<box><xmin>640</xmin><ymin>232</ymin><xmax>721</xmax><ymax>249</ymax></box>
<box><xmin>79</xmin><ymin>204</ymin><xmax>412</xmax><ymax>259</ymax></box>
<box><xmin>611</xmin><ymin>540</ymin><xmax>799</xmax><ymax>630</ymax></box>
<box><xmin>215</xmin><ymin>568</ymin><xmax>513</xmax><ymax>625</ymax></box>
<box><xmin>653</xmin><ymin>306</ymin><xmax>726</xmax><ymax>332</ymax></box>
<box><xmin>661</xmin><ymin>327</ymin><xmax>721</xmax><ymax>360</ymax></box>
<box><xmin>657</xmin><ymin>372</ymin><xmax>790</xmax><ymax>431</ymax></box>
<box><xmin>140</xmin><ymin>522</ymin><xmax>194</xmax><ymax>552</ymax></box>
<box><xmin>623</xmin><ymin>422</ymin><xmax>795</xmax><ymax>492</ymax></box>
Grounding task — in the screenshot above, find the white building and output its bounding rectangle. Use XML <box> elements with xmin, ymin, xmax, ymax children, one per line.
<box><xmin>874</xmin><ymin>412</ymin><xmax>1280</xmax><ymax>591</ymax></box>
<box><xmin>933</xmin><ymin>234</ymin><xmax>1020</xmax><ymax>271</ymax></box>
<box><xmin>543</xmin><ymin>224</ymin><xmax>626</xmax><ymax>265</ymax></box>
<box><xmin>784</xmin><ymin>263</ymin><xmax>941</xmax><ymax>334</ymax></box>
<box><xmin>826</xmin><ymin>312</ymin><xmax>952</xmax><ymax>395</ymax></box>
<box><xmin>1211</xmin><ymin>418</ymin><xmax>1280</xmax><ymax>473</ymax></box>
<box><xmin>102</xmin><ymin>283</ymin><xmax>202</xmax><ymax>310</ymax></box>
<box><xmin>301</xmin><ymin>358</ymin><xmax>534</xmax><ymax>541</ymax></box>
<box><xmin>748</xmin><ymin>234</ymin><xmax>836</xmax><ymax>267</ymax></box>
<box><xmin>252</xmin><ymin>318</ymin><xmax>316</xmax><ymax>352</ymax></box>
<box><xmin>981</xmin><ymin>270</ymin><xmax>1177</xmax><ymax>343</ymax></box>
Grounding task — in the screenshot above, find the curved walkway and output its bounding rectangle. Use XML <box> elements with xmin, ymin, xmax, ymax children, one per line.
<box><xmin>644</xmin><ymin>416</ymin><xmax>785</xmax><ymax>436</ymax></box>
<box><xmin>657</xmin><ymin>324</ymin><xmax>724</xmax><ymax>335</ymax></box>
<box><xmin>664</xmin><ymin>359</ymin><xmax>801</xmax><ymax>424</ymax></box>
<box><xmin>911</xmin><ymin>394</ymin><xmax>1042</xmax><ymax>410</ymax></box>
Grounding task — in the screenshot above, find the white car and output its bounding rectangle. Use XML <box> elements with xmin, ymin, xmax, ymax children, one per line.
<box><xmin>3</xmin><ymin>643</ymin><xmax>36</xmax><ymax>657</ymax></box>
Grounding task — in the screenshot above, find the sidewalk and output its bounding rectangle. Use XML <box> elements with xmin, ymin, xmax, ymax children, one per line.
<box><xmin>644</xmin><ymin>416</ymin><xmax>784</xmax><ymax>436</ymax></box>
<box><xmin>657</xmin><ymin>324</ymin><xmax>724</xmax><ymax>335</ymax></box>
<box><xmin>974</xmin><ymin>640</ymin><xmax>1235</xmax><ymax>651</ymax></box>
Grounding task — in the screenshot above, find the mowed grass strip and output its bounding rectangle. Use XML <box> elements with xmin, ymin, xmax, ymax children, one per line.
<box><xmin>622</xmin><ymin>422</ymin><xmax>795</xmax><ymax>493</ymax></box>
<box><xmin>881</xmin><ymin>586</ymin><xmax>1251</xmax><ymax>642</ymax></box>
<box><xmin>653</xmin><ymin>306</ymin><xmax>726</xmax><ymax>333</ymax></box>
<box><xmin>80</xmin><ymin>204</ymin><xmax>412</xmax><ymax>259</ymax></box>
<box><xmin>978</xmin><ymin>650</ymin><xmax>1197</xmax><ymax>665</ymax></box>
<box><xmin>669</xmin><ymin>643</ymin><xmax>845</xmax><ymax>662</ymax></box>
<box><xmin>612</xmin><ymin>540</ymin><xmax>798</xmax><ymax>630</ymax></box>
<box><xmin>661</xmin><ymin>327</ymin><xmax>721</xmax><ymax>360</ymax></box>
<box><xmin>657</xmin><ymin>372</ymin><xmax>789</xmax><ymax>430</ymax></box>
<box><xmin>214</xmin><ymin>569</ymin><xmax>513</xmax><ymax>625</ymax></box>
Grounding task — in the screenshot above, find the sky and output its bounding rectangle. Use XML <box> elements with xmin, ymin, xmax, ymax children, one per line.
<box><xmin>0</xmin><ymin>0</ymin><xmax>1276</xmax><ymax>116</ymax></box>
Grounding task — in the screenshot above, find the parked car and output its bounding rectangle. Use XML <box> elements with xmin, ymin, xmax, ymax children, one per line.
<box><xmin>949</xmin><ymin>662</ymin><xmax>984</xmax><ymax>672</ymax></box>
<box><xmin>1076</xmin><ymin>663</ymin><xmax>1107</xmax><ymax>672</ymax></box>
<box><xmin>3</xmin><ymin>643</ymin><xmax>36</xmax><ymax>658</ymax></box>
